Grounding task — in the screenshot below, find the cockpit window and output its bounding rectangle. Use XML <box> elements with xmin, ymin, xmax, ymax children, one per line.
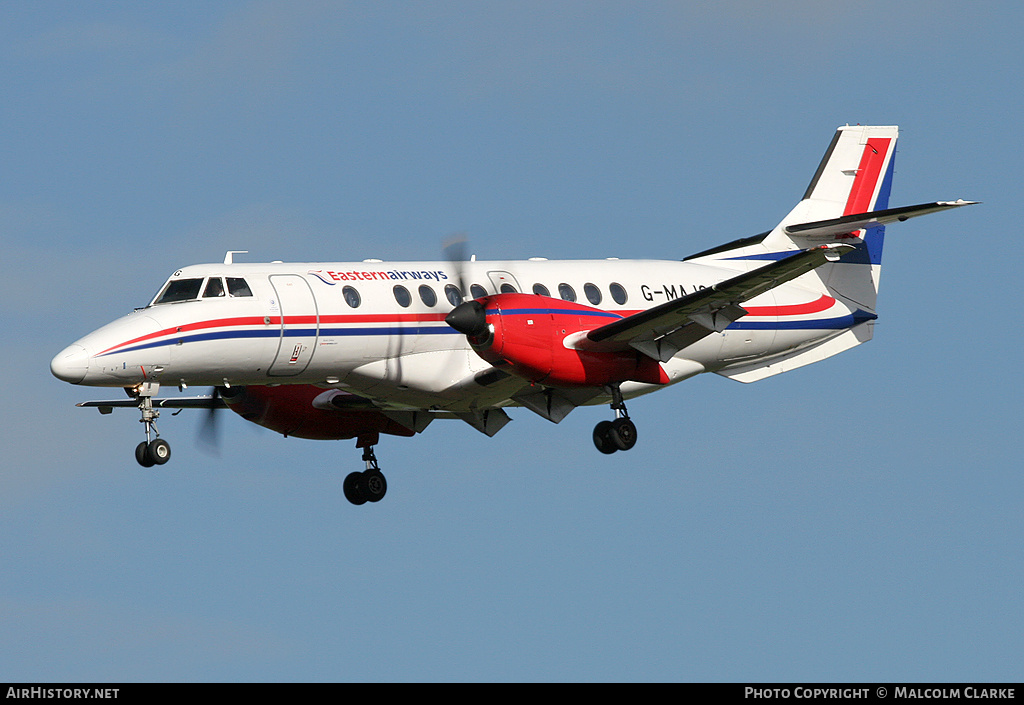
<box><xmin>226</xmin><ymin>277</ymin><xmax>253</xmax><ymax>297</ymax></box>
<box><xmin>154</xmin><ymin>278</ymin><xmax>203</xmax><ymax>304</ymax></box>
<box><xmin>203</xmin><ymin>278</ymin><xmax>225</xmax><ymax>298</ymax></box>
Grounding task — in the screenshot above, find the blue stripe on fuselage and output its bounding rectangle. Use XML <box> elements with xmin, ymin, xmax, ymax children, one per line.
<box><xmin>101</xmin><ymin>311</ymin><xmax>875</xmax><ymax>358</ymax></box>
<box><xmin>729</xmin><ymin>311</ymin><xmax>876</xmax><ymax>330</ymax></box>
<box><xmin>99</xmin><ymin>326</ymin><xmax>461</xmax><ymax>356</ymax></box>
<box><xmin>487</xmin><ymin>307</ymin><xmax>622</xmax><ymax>319</ymax></box>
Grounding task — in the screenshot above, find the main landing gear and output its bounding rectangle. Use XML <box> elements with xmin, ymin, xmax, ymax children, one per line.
<box><xmin>132</xmin><ymin>384</ymin><xmax>172</xmax><ymax>467</ymax></box>
<box><xmin>592</xmin><ymin>384</ymin><xmax>638</xmax><ymax>455</ymax></box>
<box><xmin>343</xmin><ymin>435</ymin><xmax>388</xmax><ymax>505</ymax></box>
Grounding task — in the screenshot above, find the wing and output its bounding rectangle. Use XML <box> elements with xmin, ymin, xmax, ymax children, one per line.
<box><xmin>583</xmin><ymin>244</ymin><xmax>854</xmax><ymax>362</ymax></box>
<box><xmin>77</xmin><ymin>389</ymin><xmax>508</xmax><ymax>438</ymax></box>
<box><xmin>77</xmin><ymin>395</ymin><xmax>226</xmax><ymax>414</ymax></box>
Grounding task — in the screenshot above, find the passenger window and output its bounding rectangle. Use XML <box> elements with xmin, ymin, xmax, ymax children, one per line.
<box><xmin>470</xmin><ymin>284</ymin><xmax>487</xmax><ymax>299</ymax></box>
<box><xmin>154</xmin><ymin>278</ymin><xmax>203</xmax><ymax>304</ymax></box>
<box><xmin>444</xmin><ymin>284</ymin><xmax>463</xmax><ymax>307</ymax></box>
<box><xmin>558</xmin><ymin>283</ymin><xmax>576</xmax><ymax>302</ymax></box>
<box><xmin>227</xmin><ymin>278</ymin><xmax>253</xmax><ymax>297</ymax></box>
<box><xmin>343</xmin><ymin>286</ymin><xmax>361</xmax><ymax>308</ymax></box>
<box><xmin>532</xmin><ymin>283</ymin><xmax>550</xmax><ymax>297</ymax></box>
<box><xmin>393</xmin><ymin>285</ymin><xmax>412</xmax><ymax>307</ymax></box>
<box><xmin>609</xmin><ymin>282</ymin><xmax>627</xmax><ymax>305</ymax></box>
<box><xmin>419</xmin><ymin>285</ymin><xmax>437</xmax><ymax>307</ymax></box>
<box><xmin>203</xmin><ymin>278</ymin><xmax>225</xmax><ymax>298</ymax></box>
<box><xmin>500</xmin><ymin>283</ymin><xmax>517</xmax><ymax>294</ymax></box>
<box><xmin>584</xmin><ymin>283</ymin><xmax>601</xmax><ymax>305</ymax></box>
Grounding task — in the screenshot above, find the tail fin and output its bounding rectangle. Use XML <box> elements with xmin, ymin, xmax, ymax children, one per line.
<box><xmin>687</xmin><ymin>125</ymin><xmax>974</xmax><ymax>383</ymax></box>
<box><xmin>790</xmin><ymin>125</ymin><xmax>899</xmax><ymax>225</ymax></box>
<box><xmin>686</xmin><ymin>125</ymin><xmax>974</xmax><ymax>313</ymax></box>
<box><xmin>759</xmin><ymin>124</ymin><xmax>898</xmax><ymax>312</ymax></box>
<box><xmin>686</xmin><ymin>126</ymin><xmax>898</xmax><ymax>310</ymax></box>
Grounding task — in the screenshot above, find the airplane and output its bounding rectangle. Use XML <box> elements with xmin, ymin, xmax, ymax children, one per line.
<box><xmin>50</xmin><ymin>125</ymin><xmax>974</xmax><ymax>505</ymax></box>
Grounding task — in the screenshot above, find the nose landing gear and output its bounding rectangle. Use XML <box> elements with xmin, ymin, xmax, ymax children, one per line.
<box><xmin>132</xmin><ymin>384</ymin><xmax>172</xmax><ymax>467</ymax></box>
<box><xmin>592</xmin><ymin>384</ymin><xmax>638</xmax><ymax>455</ymax></box>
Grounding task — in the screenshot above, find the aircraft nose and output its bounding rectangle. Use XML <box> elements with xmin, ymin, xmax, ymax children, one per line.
<box><xmin>50</xmin><ymin>344</ymin><xmax>90</xmax><ymax>384</ymax></box>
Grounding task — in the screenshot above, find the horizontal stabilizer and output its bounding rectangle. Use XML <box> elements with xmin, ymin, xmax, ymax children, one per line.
<box><xmin>784</xmin><ymin>200</ymin><xmax>977</xmax><ymax>239</ymax></box>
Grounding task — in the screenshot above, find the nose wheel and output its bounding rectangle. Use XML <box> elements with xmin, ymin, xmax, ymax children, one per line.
<box><xmin>592</xmin><ymin>384</ymin><xmax>638</xmax><ymax>454</ymax></box>
<box><xmin>343</xmin><ymin>443</ymin><xmax>388</xmax><ymax>505</ymax></box>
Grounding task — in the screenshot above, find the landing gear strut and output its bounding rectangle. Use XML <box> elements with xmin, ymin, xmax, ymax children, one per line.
<box><xmin>592</xmin><ymin>384</ymin><xmax>637</xmax><ymax>455</ymax></box>
<box><xmin>132</xmin><ymin>383</ymin><xmax>171</xmax><ymax>467</ymax></box>
<box><xmin>343</xmin><ymin>434</ymin><xmax>388</xmax><ymax>505</ymax></box>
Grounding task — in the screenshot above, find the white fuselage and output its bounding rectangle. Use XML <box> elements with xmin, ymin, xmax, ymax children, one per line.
<box><xmin>51</xmin><ymin>257</ymin><xmax>859</xmax><ymax>411</ymax></box>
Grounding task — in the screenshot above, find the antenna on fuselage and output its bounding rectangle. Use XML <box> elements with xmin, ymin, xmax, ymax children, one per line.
<box><xmin>223</xmin><ymin>250</ymin><xmax>249</xmax><ymax>265</ymax></box>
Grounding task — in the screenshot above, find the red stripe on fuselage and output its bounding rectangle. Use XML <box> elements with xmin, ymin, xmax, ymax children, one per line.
<box><xmin>524</xmin><ymin>295</ymin><xmax>835</xmax><ymax>321</ymax></box>
<box><xmin>744</xmin><ymin>294</ymin><xmax>835</xmax><ymax>317</ymax></box>
<box><xmin>98</xmin><ymin>294</ymin><xmax>836</xmax><ymax>357</ymax></box>
<box><xmin>97</xmin><ymin>313</ymin><xmax>453</xmax><ymax>356</ymax></box>
<box><xmin>97</xmin><ymin>316</ymin><xmax>267</xmax><ymax>356</ymax></box>
<box><xmin>319</xmin><ymin>313</ymin><xmax>449</xmax><ymax>324</ymax></box>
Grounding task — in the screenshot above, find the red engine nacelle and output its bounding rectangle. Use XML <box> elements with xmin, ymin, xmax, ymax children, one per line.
<box><xmin>455</xmin><ymin>293</ymin><xmax>668</xmax><ymax>388</ymax></box>
<box><xmin>221</xmin><ymin>384</ymin><xmax>415</xmax><ymax>444</ymax></box>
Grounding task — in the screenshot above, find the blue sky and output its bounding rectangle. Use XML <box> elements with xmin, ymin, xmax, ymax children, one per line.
<box><xmin>2</xmin><ymin>1</ymin><xmax>1021</xmax><ymax>682</ymax></box>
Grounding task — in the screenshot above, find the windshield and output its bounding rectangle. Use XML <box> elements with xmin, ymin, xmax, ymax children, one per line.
<box><xmin>149</xmin><ymin>275</ymin><xmax>255</xmax><ymax>306</ymax></box>
<box><xmin>152</xmin><ymin>278</ymin><xmax>203</xmax><ymax>305</ymax></box>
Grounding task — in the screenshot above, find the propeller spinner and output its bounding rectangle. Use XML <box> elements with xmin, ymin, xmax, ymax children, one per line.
<box><xmin>445</xmin><ymin>300</ymin><xmax>489</xmax><ymax>339</ymax></box>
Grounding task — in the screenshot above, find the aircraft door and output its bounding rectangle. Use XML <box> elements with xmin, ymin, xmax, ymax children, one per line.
<box><xmin>487</xmin><ymin>270</ymin><xmax>522</xmax><ymax>293</ymax></box>
<box><xmin>268</xmin><ymin>274</ymin><xmax>319</xmax><ymax>376</ymax></box>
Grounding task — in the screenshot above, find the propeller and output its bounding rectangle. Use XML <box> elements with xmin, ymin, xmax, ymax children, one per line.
<box><xmin>197</xmin><ymin>386</ymin><xmax>225</xmax><ymax>456</ymax></box>
<box><xmin>442</xmin><ymin>233</ymin><xmax>491</xmax><ymax>341</ymax></box>
<box><xmin>442</xmin><ymin>232</ymin><xmax>470</xmax><ymax>306</ymax></box>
